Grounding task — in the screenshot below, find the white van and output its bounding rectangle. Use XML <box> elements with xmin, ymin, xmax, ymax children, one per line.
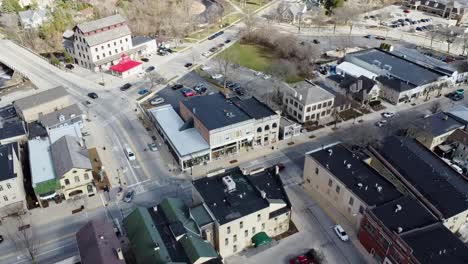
<box><xmin>124</xmin><ymin>145</ymin><xmax>136</xmax><ymax>161</ymax></box>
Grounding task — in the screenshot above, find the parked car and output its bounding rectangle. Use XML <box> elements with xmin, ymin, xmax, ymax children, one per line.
<box><xmin>207</xmin><ymin>30</ymin><xmax>224</xmax><ymax>40</ymax></box>
<box><xmin>312</xmin><ymin>39</ymin><xmax>320</xmax><ymax>44</ymax></box>
<box><xmin>263</xmin><ymin>74</ymin><xmax>271</xmax><ymax>80</ymax></box>
<box><xmin>225</xmin><ymin>39</ymin><xmax>231</xmax><ymax>43</ymax></box>
<box><xmin>138</xmin><ymin>89</ymin><xmax>149</xmax><ymax>95</ymax></box>
<box><xmin>193</xmin><ymin>83</ymin><xmax>205</xmax><ymax>93</ymax></box>
<box><xmin>333</xmin><ymin>225</ymin><xmax>349</xmax><ymax>241</ymax></box>
<box><xmin>65</xmin><ymin>64</ymin><xmax>74</xmax><ymax>70</ymax></box>
<box><xmin>141</xmin><ymin>58</ymin><xmax>149</xmax><ymax>62</ymax></box>
<box><xmin>150</xmin><ymin>97</ymin><xmax>165</xmax><ymax>105</ymax></box>
<box><xmin>120</xmin><ymin>83</ymin><xmax>132</xmax><ymax>91</ymax></box>
<box><xmin>201</xmin><ymin>65</ymin><xmax>211</xmax><ymax>71</ymax></box>
<box><xmin>381</xmin><ymin>112</ymin><xmax>395</xmax><ymax>118</ymax></box>
<box><xmin>236</xmin><ymin>88</ymin><xmax>245</xmax><ymax>96</ymax></box>
<box><xmin>123</xmin><ymin>190</ymin><xmax>135</xmax><ymax>203</ymax></box>
<box><xmin>87</xmin><ymin>92</ymin><xmax>98</xmax><ymax>99</ymax></box>
<box><xmin>289</xmin><ymin>255</ymin><xmax>311</xmax><ymax>264</ymax></box>
<box><xmin>217</xmin><ymin>43</ymin><xmax>225</xmax><ymax>48</ymax></box>
<box><xmin>146</xmin><ymin>66</ymin><xmax>155</xmax><ymax>72</ymax></box>
<box><xmin>375</xmin><ymin>120</ymin><xmax>388</xmax><ymax>127</ymax></box>
<box><xmin>455</xmin><ymin>89</ymin><xmax>464</xmax><ymax>95</ymax></box>
<box><xmin>375</xmin><ymin>36</ymin><xmax>386</xmax><ymax>40</ymax></box>
<box><xmin>254</xmin><ymin>71</ymin><xmax>262</xmax><ymax>76</ymax></box>
<box><xmin>202</xmin><ymin>51</ymin><xmax>211</xmax><ymax>57</ymax></box>
<box><xmin>148</xmin><ymin>143</ymin><xmax>158</xmax><ymax>151</ymax></box>
<box><xmin>452</xmin><ymin>94</ymin><xmax>464</xmax><ymax>101</ymax></box>
<box><xmin>211</xmin><ymin>74</ymin><xmax>223</xmax><ymax>79</ymax></box>
<box><xmin>184</xmin><ymin>63</ymin><xmax>193</xmax><ymax>68</ymax></box>
<box><xmin>171</xmin><ymin>83</ymin><xmax>184</xmax><ymax>90</ymax></box>
<box><xmin>209</xmin><ymin>47</ymin><xmax>218</xmax><ymax>53</ymax></box>
<box><xmin>181</xmin><ymin>88</ymin><xmax>196</xmax><ymax>97</ymax></box>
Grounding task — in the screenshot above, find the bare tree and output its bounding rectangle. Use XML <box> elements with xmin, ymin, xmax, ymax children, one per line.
<box><xmin>215</xmin><ymin>50</ymin><xmax>238</xmax><ymax>92</ymax></box>
<box><xmin>145</xmin><ymin>71</ymin><xmax>166</xmax><ymax>90</ymax></box>
<box><xmin>274</xmin><ymin>2</ymin><xmax>290</xmax><ymax>23</ymax></box>
<box><xmin>430</xmin><ymin>101</ymin><xmax>442</xmax><ymax>114</ymax></box>
<box><xmin>10</xmin><ymin>214</ymin><xmax>40</xmax><ymax>264</ymax></box>
<box><xmin>333</xmin><ymin>4</ymin><xmax>360</xmax><ymax>35</ymax></box>
<box><xmin>436</xmin><ymin>26</ymin><xmax>462</xmax><ymax>53</ymax></box>
<box><xmin>242</xmin><ymin>10</ymin><xmax>261</xmax><ymax>39</ymax></box>
<box><xmin>427</xmin><ymin>30</ymin><xmax>439</xmax><ymax>49</ymax></box>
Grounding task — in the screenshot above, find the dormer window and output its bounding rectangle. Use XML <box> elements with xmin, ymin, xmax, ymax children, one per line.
<box><xmin>59</xmin><ymin>114</ymin><xmax>65</xmax><ymax>122</ymax></box>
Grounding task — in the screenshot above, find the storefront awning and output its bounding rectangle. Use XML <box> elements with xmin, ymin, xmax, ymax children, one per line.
<box><xmin>251</xmin><ymin>231</ymin><xmax>272</xmax><ymax>248</ymax></box>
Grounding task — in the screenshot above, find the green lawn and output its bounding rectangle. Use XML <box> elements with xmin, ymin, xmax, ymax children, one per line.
<box><xmin>219</xmin><ymin>42</ymin><xmax>273</xmax><ymax>71</ymax></box>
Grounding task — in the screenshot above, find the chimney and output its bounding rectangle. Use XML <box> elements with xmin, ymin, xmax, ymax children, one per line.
<box><xmin>116</xmin><ymin>248</ymin><xmax>124</xmax><ymax>260</ymax></box>
<box><xmin>346</xmin><ymin>164</ymin><xmax>352</xmax><ymax>169</ymax></box>
<box><xmin>395</xmin><ymin>204</ymin><xmax>402</xmax><ymax>213</ymax></box>
<box><xmin>260</xmin><ymin>190</ymin><xmax>267</xmax><ymax>199</ymax></box>
<box><xmin>99</xmin><ymin>235</ymin><xmax>104</xmax><ymax>240</ymax></box>
<box><xmin>443</xmin><ymin>115</ymin><xmax>448</xmax><ymax>120</ymax></box>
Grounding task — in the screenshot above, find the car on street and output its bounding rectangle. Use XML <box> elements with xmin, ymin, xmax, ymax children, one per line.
<box><xmin>120</xmin><ymin>83</ymin><xmax>132</xmax><ymax>91</ymax></box>
<box><xmin>87</xmin><ymin>92</ymin><xmax>98</xmax><ymax>99</ymax></box>
<box><xmin>289</xmin><ymin>255</ymin><xmax>312</xmax><ymax>264</ymax></box>
<box><xmin>201</xmin><ymin>65</ymin><xmax>211</xmax><ymax>71</ymax></box>
<box><xmin>193</xmin><ymin>83</ymin><xmax>205</xmax><ymax>92</ymax></box>
<box><xmin>202</xmin><ymin>52</ymin><xmax>211</xmax><ymax>57</ymax></box>
<box><xmin>207</xmin><ymin>30</ymin><xmax>224</xmax><ymax>40</ymax></box>
<box><xmin>452</xmin><ymin>94</ymin><xmax>464</xmax><ymax>101</ymax></box>
<box><xmin>148</xmin><ymin>142</ymin><xmax>158</xmax><ymax>151</ymax></box>
<box><xmin>217</xmin><ymin>43</ymin><xmax>225</xmax><ymax>48</ymax></box>
<box><xmin>181</xmin><ymin>88</ymin><xmax>196</xmax><ymax>97</ymax></box>
<box><xmin>312</xmin><ymin>39</ymin><xmax>320</xmax><ymax>44</ymax></box>
<box><xmin>138</xmin><ymin>89</ymin><xmax>149</xmax><ymax>95</ymax></box>
<box><xmin>381</xmin><ymin>112</ymin><xmax>395</xmax><ymax>118</ymax></box>
<box><xmin>211</xmin><ymin>74</ymin><xmax>223</xmax><ymax>79</ymax></box>
<box><xmin>65</xmin><ymin>64</ymin><xmax>74</xmax><ymax>70</ymax></box>
<box><xmin>375</xmin><ymin>36</ymin><xmax>386</xmax><ymax>40</ymax></box>
<box><xmin>123</xmin><ymin>190</ymin><xmax>135</xmax><ymax>203</ymax></box>
<box><xmin>150</xmin><ymin>97</ymin><xmax>165</xmax><ymax>105</ymax></box>
<box><xmin>225</xmin><ymin>39</ymin><xmax>231</xmax><ymax>43</ymax></box>
<box><xmin>171</xmin><ymin>83</ymin><xmax>184</xmax><ymax>90</ymax></box>
<box><xmin>455</xmin><ymin>89</ymin><xmax>464</xmax><ymax>95</ymax></box>
<box><xmin>333</xmin><ymin>225</ymin><xmax>349</xmax><ymax>241</ymax></box>
<box><xmin>375</xmin><ymin>120</ymin><xmax>388</xmax><ymax>127</ymax></box>
<box><xmin>0</xmin><ymin>235</ymin><xmax>3</xmax><ymax>243</ymax></box>
<box><xmin>184</xmin><ymin>62</ymin><xmax>193</xmax><ymax>68</ymax></box>
<box><xmin>146</xmin><ymin>66</ymin><xmax>155</xmax><ymax>72</ymax></box>
<box><xmin>141</xmin><ymin>58</ymin><xmax>149</xmax><ymax>62</ymax></box>
<box><xmin>254</xmin><ymin>71</ymin><xmax>262</xmax><ymax>76</ymax></box>
<box><xmin>124</xmin><ymin>145</ymin><xmax>136</xmax><ymax>161</ymax></box>
<box><xmin>365</xmin><ymin>34</ymin><xmax>372</xmax><ymax>39</ymax></box>
<box><xmin>403</xmin><ymin>9</ymin><xmax>411</xmax><ymax>13</ymax></box>
<box><xmin>263</xmin><ymin>74</ymin><xmax>271</xmax><ymax>80</ymax></box>
<box><xmin>209</xmin><ymin>47</ymin><xmax>218</xmax><ymax>52</ymax></box>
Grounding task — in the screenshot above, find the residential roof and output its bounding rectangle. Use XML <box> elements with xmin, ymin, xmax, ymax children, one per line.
<box><xmin>27</xmin><ymin>121</ymin><xmax>48</xmax><ymax>139</ymax></box>
<box><xmin>83</xmin><ymin>25</ymin><xmax>131</xmax><ymax>47</ymax></box>
<box><xmin>181</xmin><ymin>93</ymin><xmax>253</xmax><ymax>130</ymax></box>
<box><xmin>412</xmin><ymin>112</ymin><xmax>464</xmax><ymax>136</ymax></box>
<box><xmin>179</xmin><ymin>233</ymin><xmax>218</xmax><ymax>264</ymax></box>
<box><xmin>39</xmin><ymin>104</ymin><xmax>83</xmax><ymax>128</ymax></box>
<box><xmin>0</xmin><ymin>105</ymin><xmax>26</xmax><ymax>142</ymax></box>
<box><xmin>401</xmin><ymin>223</ymin><xmax>468</xmax><ymax>264</ymax></box>
<box><xmin>193</xmin><ymin>168</ymin><xmax>270</xmax><ymax>225</ymax></box>
<box><xmin>336</xmin><ymin>61</ymin><xmax>379</xmax><ymax>79</ymax></box>
<box><xmin>391</xmin><ymin>47</ymin><xmax>454</xmax><ymax>72</ymax></box>
<box><xmin>148</xmin><ymin>105</ymin><xmax>209</xmax><ymax>158</ymax></box>
<box><xmin>340</xmin><ymin>75</ymin><xmax>377</xmax><ymax>93</ymax></box>
<box><xmin>109</xmin><ymin>54</ymin><xmax>141</xmax><ymax>73</ymax></box>
<box><xmin>190</xmin><ymin>204</ymin><xmax>214</xmax><ymax>227</ymax></box>
<box><xmin>28</xmin><ymin>137</ymin><xmax>56</xmax><ymax>188</ymax></box>
<box><xmin>316</xmin><ymin>81</ymin><xmax>352</xmax><ymax>108</ymax></box>
<box><xmin>132</xmin><ymin>36</ymin><xmax>153</xmax><ymax>47</ymax></box>
<box><xmin>48</xmin><ymin>123</ymin><xmax>82</xmax><ymax>143</ymax></box>
<box><xmin>447</xmin><ymin>104</ymin><xmax>468</xmax><ymax>125</ymax></box>
<box><xmin>230</xmin><ymin>97</ymin><xmax>277</xmax><ymax>120</ymax></box>
<box><xmin>0</xmin><ymin>143</ymin><xmax>18</xmax><ymax>181</ymax></box>
<box><xmin>159</xmin><ymin>198</ymin><xmax>199</xmax><ymax>235</ymax></box>
<box><xmin>377</xmin><ymin>136</ymin><xmax>468</xmax><ymax>218</ymax></box>
<box><xmin>347</xmin><ymin>48</ymin><xmax>445</xmax><ymax>87</ymax></box>
<box><xmin>50</xmin><ymin>135</ymin><xmax>91</xmax><ymax>177</ymax></box>
<box><xmin>309</xmin><ymin>144</ymin><xmax>402</xmax><ymax>206</ymax></box>
<box><xmin>76</xmin><ymin>14</ymin><xmax>127</xmax><ymax>33</ymax></box>
<box><xmin>448</xmin><ymin>128</ymin><xmax>468</xmax><ymax>145</ymax></box>
<box><xmin>76</xmin><ymin>219</ymin><xmax>126</xmax><ymax>264</ymax></box>
<box><xmin>375</xmin><ymin>75</ymin><xmax>417</xmax><ymax>92</ymax></box>
<box><xmin>14</xmin><ymin>86</ymin><xmax>69</xmax><ymax>111</ymax></box>
<box><xmin>19</xmin><ymin>9</ymin><xmax>48</xmax><ymax>24</ymax></box>
<box><xmin>289</xmin><ymin>81</ymin><xmax>335</xmax><ymax>106</ymax></box>
<box><xmin>371</xmin><ymin>196</ymin><xmax>438</xmax><ymax>234</ymax></box>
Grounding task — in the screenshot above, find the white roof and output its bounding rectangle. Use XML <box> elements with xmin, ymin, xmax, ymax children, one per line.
<box><xmin>337</xmin><ymin>61</ymin><xmax>378</xmax><ymax>79</ymax></box>
<box><xmin>28</xmin><ymin>137</ymin><xmax>55</xmax><ymax>185</ymax></box>
<box><xmin>49</xmin><ymin>124</ymin><xmax>82</xmax><ymax>143</ymax></box>
<box><xmin>149</xmin><ymin>105</ymin><xmax>209</xmax><ymax>158</ymax></box>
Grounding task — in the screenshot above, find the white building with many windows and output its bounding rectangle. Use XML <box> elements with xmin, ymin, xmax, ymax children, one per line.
<box><xmin>0</xmin><ymin>142</ymin><xmax>26</xmax><ymax>216</ymax></box>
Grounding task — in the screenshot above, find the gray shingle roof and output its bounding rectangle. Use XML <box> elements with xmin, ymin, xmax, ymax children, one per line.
<box><xmin>50</xmin><ymin>135</ymin><xmax>91</xmax><ymax>177</ymax></box>
<box><xmin>77</xmin><ymin>14</ymin><xmax>126</xmax><ymax>33</ymax></box>
<box><xmin>290</xmin><ymin>81</ymin><xmax>335</xmax><ymax>105</ymax></box>
<box><xmin>14</xmin><ymin>86</ymin><xmax>69</xmax><ymax>112</ymax></box>
<box><xmin>39</xmin><ymin>104</ymin><xmax>83</xmax><ymax>128</ymax></box>
<box><xmin>83</xmin><ymin>25</ymin><xmax>131</xmax><ymax>47</ymax></box>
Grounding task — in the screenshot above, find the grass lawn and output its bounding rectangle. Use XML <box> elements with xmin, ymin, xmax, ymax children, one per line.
<box><xmin>219</xmin><ymin>42</ymin><xmax>273</xmax><ymax>71</ymax></box>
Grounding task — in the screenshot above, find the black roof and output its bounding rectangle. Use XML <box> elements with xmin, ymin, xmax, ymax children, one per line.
<box><xmin>340</xmin><ymin>75</ymin><xmax>377</xmax><ymax>93</ymax></box>
<box><xmin>0</xmin><ymin>105</ymin><xmax>26</xmax><ymax>141</ymax></box>
<box><xmin>378</xmin><ymin>136</ymin><xmax>468</xmax><ymax>218</ymax></box>
<box><xmin>412</xmin><ymin>112</ymin><xmax>464</xmax><ymax>137</ymax></box>
<box><xmin>230</xmin><ymin>97</ymin><xmax>277</xmax><ymax>120</ymax></box>
<box><xmin>194</xmin><ymin>167</ymin><xmax>290</xmax><ymax>225</ymax></box>
<box><xmin>27</xmin><ymin>121</ymin><xmax>48</xmax><ymax>139</ymax></box>
<box><xmin>401</xmin><ymin>223</ymin><xmax>468</xmax><ymax>264</ymax></box>
<box><xmin>0</xmin><ymin>142</ymin><xmax>18</xmax><ymax>181</ymax></box>
<box><xmin>309</xmin><ymin>144</ymin><xmax>402</xmax><ymax>206</ymax></box>
<box><xmin>181</xmin><ymin>93</ymin><xmax>251</xmax><ymax>130</ymax></box>
<box><xmin>371</xmin><ymin>196</ymin><xmax>437</xmax><ymax>234</ymax></box>
<box><xmin>376</xmin><ymin>75</ymin><xmax>417</xmax><ymax>92</ymax></box>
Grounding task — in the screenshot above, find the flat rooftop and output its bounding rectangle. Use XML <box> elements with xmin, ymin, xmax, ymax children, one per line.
<box><xmin>348</xmin><ymin>48</ymin><xmax>445</xmax><ymax>86</ymax></box>
<box><xmin>412</xmin><ymin>112</ymin><xmax>464</xmax><ymax>136</ymax></box>
<box><xmin>181</xmin><ymin>93</ymin><xmax>252</xmax><ymax>130</ymax></box>
<box><xmin>28</xmin><ymin>137</ymin><xmax>56</xmax><ymax>186</ymax></box>
<box><xmin>378</xmin><ymin>136</ymin><xmax>468</xmax><ymax>218</ymax></box>
<box><xmin>447</xmin><ymin>104</ymin><xmax>468</xmax><ymax>125</ymax></box>
<box><xmin>230</xmin><ymin>97</ymin><xmax>277</xmax><ymax>120</ymax></box>
<box><xmin>0</xmin><ymin>105</ymin><xmax>26</xmax><ymax>141</ymax></box>
<box><xmin>309</xmin><ymin>144</ymin><xmax>402</xmax><ymax>207</ymax></box>
<box><xmin>371</xmin><ymin>196</ymin><xmax>437</xmax><ymax>234</ymax></box>
<box><xmin>149</xmin><ymin>105</ymin><xmax>209</xmax><ymax>158</ymax></box>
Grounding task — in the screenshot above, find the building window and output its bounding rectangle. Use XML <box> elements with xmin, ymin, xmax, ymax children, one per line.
<box><xmin>65</xmin><ymin>179</ymin><xmax>70</xmax><ymax>185</ymax></box>
<box><xmin>3</xmin><ymin>196</ymin><xmax>8</xmax><ymax>201</ymax></box>
<box><xmin>6</xmin><ymin>183</ymin><xmax>11</xmax><ymax>189</ymax></box>
<box><xmin>328</xmin><ymin>179</ymin><xmax>333</xmax><ymax>187</ymax></box>
<box><xmin>294</xmin><ymin>101</ymin><xmax>298</xmax><ymax>107</ymax></box>
<box><xmin>120</xmin><ymin>39</ymin><xmax>123</xmax><ymax>44</ymax></box>
<box><xmin>349</xmin><ymin>197</ymin><xmax>354</xmax><ymax>206</ymax></box>
<box><xmin>114</xmin><ymin>41</ymin><xmax>116</xmax><ymax>46</ymax></box>
<box><xmin>102</xmin><ymin>53</ymin><xmax>105</xmax><ymax>58</ymax></box>
<box><xmin>312</xmin><ymin>105</ymin><xmax>316</xmax><ymax>111</ymax></box>
<box><xmin>306</xmin><ymin>179</ymin><xmax>311</xmax><ymax>183</ymax></box>
<box><xmin>115</xmin><ymin>49</ymin><xmax>118</xmax><ymax>53</ymax></box>
<box><xmin>73</xmin><ymin>170</ymin><xmax>77</xmax><ymax>173</ymax></box>
<box><xmin>359</xmin><ymin>206</ymin><xmax>364</xmax><ymax>214</ymax></box>
<box><xmin>109</xmin><ymin>51</ymin><xmax>111</xmax><ymax>56</ymax></box>
<box><xmin>272</xmin><ymin>123</ymin><xmax>277</xmax><ymax>128</ymax></box>
<box><xmin>233</xmin><ymin>245</ymin><xmax>238</xmax><ymax>252</ymax></box>
<box><xmin>233</xmin><ymin>234</ymin><xmax>237</xmax><ymax>242</ymax></box>
<box><xmin>327</xmin><ymin>109</ymin><xmax>331</xmax><ymax>115</ymax></box>
<box><xmin>336</xmin><ymin>185</ymin><xmax>340</xmax><ymax>193</ymax></box>
<box><xmin>240</xmin><ymin>221</ymin><xmax>243</xmax><ymax>229</ymax></box>
<box><xmin>321</xmin><ymin>111</ymin><xmax>326</xmax><ymax>116</ymax></box>
<box><xmin>74</xmin><ymin>176</ymin><xmax>80</xmax><ymax>183</ymax></box>
<box><xmin>108</xmin><ymin>44</ymin><xmax>110</xmax><ymax>48</ymax></box>
<box><xmin>306</xmin><ymin>115</ymin><xmax>310</xmax><ymax>121</ymax></box>
<box><xmin>298</xmin><ymin>114</ymin><xmax>302</xmax><ymax>120</ymax></box>
<box><xmin>317</xmin><ymin>103</ymin><xmax>322</xmax><ymax>109</ymax></box>
<box><xmin>101</xmin><ymin>45</ymin><xmax>104</xmax><ymax>50</ymax></box>
<box><xmin>225</xmin><ymin>238</ymin><xmax>229</xmax><ymax>245</ymax></box>
<box><xmin>274</xmin><ymin>227</ymin><xmax>277</xmax><ymax>232</ymax></box>
<box><xmin>245</xmin><ymin>229</ymin><xmax>248</xmax><ymax>237</ymax></box>
<box><xmin>306</xmin><ymin>106</ymin><xmax>311</xmax><ymax>112</ymax></box>
<box><xmin>0</xmin><ymin>185</ymin><xmax>3</xmax><ymax>191</ymax></box>
<box><xmin>95</xmin><ymin>47</ymin><xmax>98</xmax><ymax>52</ymax></box>
<box><xmin>84</xmin><ymin>173</ymin><xmax>89</xmax><ymax>180</ymax></box>
<box><xmin>227</xmin><ymin>226</ymin><xmax>231</xmax><ymax>234</ymax></box>
<box><xmin>311</xmin><ymin>114</ymin><xmax>315</xmax><ymax>119</ymax></box>
<box><xmin>328</xmin><ymin>101</ymin><xmax>332</xmax><ymax>106</ymax></box>
<box><xmin>125</xmin><ymin>38</ymin><xmax>128</xmax><ymax>42</ymax></box>
<box><xmin>299</xmin><ymin>105</ymin><xmax>303</xmax><ymax>111</ymax></box>
<box><xmin>97</xmin><ymin>55</ymin><xmax>100</xmax><ymax>60</ymax></box>
<box><xmin>265</xmin><ymin>125</ymin><xmax>270</xmax><ymax>131</ymax></box>
<box><xmin>121</xmin><ymin>47</ymin><xmax>124</xmax><ymax>51</ymax></box>
<box><xmin>261</xmin><ymin>223</ymin><xmax>265</xmax><ymax>230</ymax></box>
<box><xmin>252</xmin><ymin>227</ymin><xmax>256</xmax><ymax>234</ymax></box>
<box><xmin>315</xmin><ymin>167</ymin><xmax>319</xmax><ymax>174</ymax></box>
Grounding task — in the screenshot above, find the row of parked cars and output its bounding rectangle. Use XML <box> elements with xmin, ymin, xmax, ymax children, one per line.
<box><xmin>202</xmin><ymin>39</ymin><xmax>231</xmax><ymax>57</ymax></box>
<box><xmin>388</xmin><ymin>17</ymin><xmax>432</xmax><ymax>28</ymax></box>
<box><xmin>446</xmin><ymin>89</ymin><xmax>465</xmax><ymax>101</ymax></box>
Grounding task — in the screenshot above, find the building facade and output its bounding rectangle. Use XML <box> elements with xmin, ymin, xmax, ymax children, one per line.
<box><xmin>0</xmin><ymin>143</ymin><xmax>26</xmax><ymax>216</ymax></box>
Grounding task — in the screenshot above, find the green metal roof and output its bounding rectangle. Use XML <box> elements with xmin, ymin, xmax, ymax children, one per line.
<box><xmin>160</xmin><ymin>198</ymin><xmax>199</xmax><ymax>234</ymax></box>
<box><xmin>190</xmin><ymin>204</ymin><xmax>213</xmax><ymax>227</ymax></box>
<box><xmin>251</xmin><ymin>232</ymin><xmax>272</xmax><ymax>248</ymax></box>
<box><xmin>123</xmin><ymin>207</ymin><xmax>171</xmax><ymax>264</ymax></box>
<box><xmin>179</xmin><ymin>233</ymin><xmax>218</xmax><ymax>264</ymax></box>
<box><xmin>33</xmin><ymin>179</ymin><xmax>59</xmax><ymax>195</ymax></box>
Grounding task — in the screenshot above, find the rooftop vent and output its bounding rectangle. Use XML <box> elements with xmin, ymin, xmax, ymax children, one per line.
<box><xmin>377</xmin><ymin>186</ymin><xmax>383</xmax><ymax>192</ymax></box>
<box><xmin>222</xmin><ymin>176</ymin><xmax>236</xmax><ymax>193</ymax></box>
<box><xmin>395</xmin><ymin>204</ymin><xmax>402</xmax><ymax>213</ymax></box>
<box><xmin>328</xmin><ymin>149</ymin><xmax>333</xmax><ymax>156</ymax></box>
<box><xmin>99</xmin><ymin>235</ymin><xmax>104</xmax><ymax>240</ymax></box>
<box><xmin>383</xmin><ymin>64</ymin><xmax>392</xmax><ymax>71</ymax></box>
<box><xmin>225</xmin><ymin>111</ymin><xmax>235</xmax><ymax>118</ymax></box>
<box><xmin>260</xmin><ymin>190</ymin><xmax>267</xmax><ymax>199</ymax></box>
<box><xmin>59</xmin><ymin>114</ymin><xmax>65</xmax><ymax>122</ymax></box>
<box><xmin>372</xmin><ymin>60</ymin><xmax>381</xmax><ymax>67</ymax></box>
<box><xmin>153</xmin><ymin>206</ymin><xmax>158</xmax><ymax>212</ymax></box>
<box><xmin>397</xmin><ymin>227</ymin><xmax>403</xmax><ymax>233</ymax></box>
<box><xmin>154</xmin><ymin>243</ymin><xmax>160</xmax><ymax>251</ymax></box>
<box><xmin>8</xmin><ymin>154</ymin><xmax>12</xmax><ymax>161</ymax></box>
<box><xmin>346</xmin><ymin>164</ymin><xmax>352</xmax><ymax>169</ymax></box>
<box><xmin>357</xmin><ymin>183</ymin><xmax>363</xmax><ymax>189</ymax></box>
<box><xmin>116</xmin><ymin>248</ymin><xmax>124</xmax><ymax>260</ymax></box>
<box><xmin>343</xmin><ymin>160</ymin><xmax>347</xmax><ymax>165</ymax></box>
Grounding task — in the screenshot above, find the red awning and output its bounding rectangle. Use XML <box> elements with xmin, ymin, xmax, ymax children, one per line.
<box><xmin>110</xmin><ymin>54</ymin><xmax>142</xmax><ymax>73</ymax></box>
